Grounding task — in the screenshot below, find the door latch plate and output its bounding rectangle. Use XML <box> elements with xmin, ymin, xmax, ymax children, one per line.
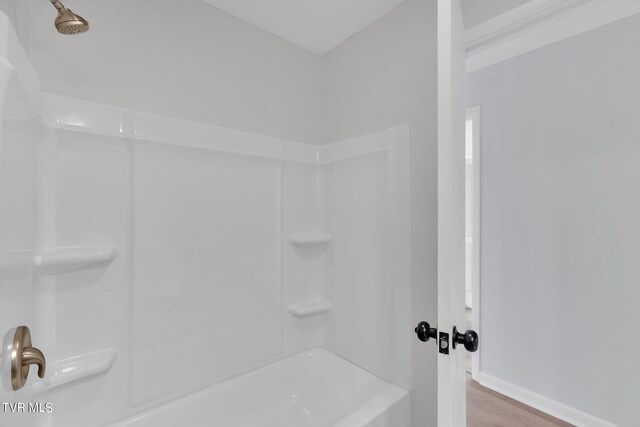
<box><xmin>439</xmin><ymin>331</ymin><xmax>449</xmax><ymax>355</ymax></box>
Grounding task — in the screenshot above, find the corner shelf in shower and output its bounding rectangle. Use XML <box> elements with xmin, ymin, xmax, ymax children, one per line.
<box><xmin>287</xmin><ymin>233</ymin><xmax>332</xmax><ymax>249</ymax></box>
<box><xmin>33</xmin><ymin>245</ymin><xmax>117</xmax><ymax>275</ymax></box>
<box><xmin>288</xmin><ymin>298</ymin><xmax>333</xmax><ymax>317</ymax></box>
<box><xmin>31</xmin><ymin>348</ymin><xmax>116</xmax><ymax>394</ymax></box>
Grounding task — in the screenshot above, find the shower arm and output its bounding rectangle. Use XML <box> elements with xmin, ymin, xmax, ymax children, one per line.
<box><xmin>49</xmin><ymin>0</ymin><xmax>63</xmax><ymax>10</ymax></box>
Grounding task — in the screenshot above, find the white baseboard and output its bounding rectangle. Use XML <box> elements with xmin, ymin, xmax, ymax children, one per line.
<box><xmin>474</xmin><ymin>372</ymin><xmax>617</xmax><ymax>427</ymax></box>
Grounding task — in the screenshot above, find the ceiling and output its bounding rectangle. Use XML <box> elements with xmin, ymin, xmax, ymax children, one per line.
<box><xmin>202</xmin><ymin>0</ymin><xmax>407</xmax><ymax>56</ymax></box>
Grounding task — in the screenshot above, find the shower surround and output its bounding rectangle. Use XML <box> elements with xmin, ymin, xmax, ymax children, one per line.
<box><xmin>0</xmin><ymin>12</ymin><xmax>410</xmax><ymax>427</ymax></box>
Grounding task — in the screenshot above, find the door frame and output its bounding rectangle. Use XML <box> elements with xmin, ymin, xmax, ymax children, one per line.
<box><xmin>466</xmin><ymin>105</ymin><xmax>481</xmax><ymax>380</ymax></box>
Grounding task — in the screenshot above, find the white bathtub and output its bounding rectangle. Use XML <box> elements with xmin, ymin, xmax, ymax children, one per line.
<box><xmin>107</xmin><ymin>348</ymin><xmax>410</xmax><ymax>427</ymax></box>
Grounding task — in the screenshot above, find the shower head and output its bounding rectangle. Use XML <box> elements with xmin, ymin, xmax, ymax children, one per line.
<box><xmin>50</xmin><ymin>0</ymin><xmax>89</xmax><ymax>35</ymax></box>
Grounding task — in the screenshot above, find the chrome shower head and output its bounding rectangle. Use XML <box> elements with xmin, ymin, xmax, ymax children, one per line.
<box><xmin>50</xmin><ymin>0</ymin><xmax>89</xmax><ymax>35</ymax></box>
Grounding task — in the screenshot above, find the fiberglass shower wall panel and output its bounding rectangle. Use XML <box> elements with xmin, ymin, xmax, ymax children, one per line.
<box><xmin>330</xmin><ymin>125</ymin><xmax>411</xmax><ymax>390</ymax></box>
<box><xmin>0</xmin><ymin>32</ymin><xmax>38</xmax><ymax>425</ymax></box>
<box><xmin>282</xmin><ymin>160</ymin><xmax>333</xmax><ymax>354</ymax></box>
<box><xmin>131</xmin><ymin>139</ymin><xmax>283</xmax><ymax>405</ymax></box>
<box><xmin>34</xmin><ymin>127</ymin><xmax>132</xmax><ymax>427</ymax></box>
<box><xmin>0</xmin><ymin>89</ymin><xmax>37</xmax><ymax>325</ymax></box>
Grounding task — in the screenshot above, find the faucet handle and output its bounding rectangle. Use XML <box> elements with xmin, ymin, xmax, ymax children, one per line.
<box><xmin>21</xmin><ymin>346</ymin><xmax>46</xmax><ymax>379</ymax></box>
<box><xmin>4</xmin><ymin>326</ymin><xmax>46</xmax><ymax>391</ymax></box>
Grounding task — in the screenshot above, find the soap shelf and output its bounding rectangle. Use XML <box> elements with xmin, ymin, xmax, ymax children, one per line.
<box><xmin>288</xmin><ymin>233</ymin><xmax>332</xmax><ymax>249</ymax></box>
<box><xmin>34</xmin><ymin>245</ymin><xmax>117</xmax><ymax>275</ymax></box>
<box><xmin>31</xmin><ymin>348</ymin><xmax>116</xmax><ymax>394</ymax></box>
<box><xmin>288</xmin><ymin>298</ymin><xmax>333</xmax><ymax>317</ymax></box>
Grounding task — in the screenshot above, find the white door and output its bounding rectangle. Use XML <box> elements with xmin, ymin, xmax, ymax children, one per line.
<box><xmin>416</xmin><ymin>0</ymin><xmax>470</xmax><ymax>427</ymax></box>
<box><xmin>414</xmin><ymin>2</ymin><xmax>469</xmax><ymax>424</ymax></box>
<box><xmin>438</xmin><ymin>0</ymin><xmax>470</xmax><ymax>425</ymax></box>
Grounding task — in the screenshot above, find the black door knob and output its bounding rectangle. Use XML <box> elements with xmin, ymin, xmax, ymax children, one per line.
<box><xmin>415</xmin><ymin>321</ymin><xmax>437</xmax><ymax>343</ymax></box>
<box><xmin>452</xmin><ymin>326</ymin><xmax>478</xmax><ymax>352</ymax></box>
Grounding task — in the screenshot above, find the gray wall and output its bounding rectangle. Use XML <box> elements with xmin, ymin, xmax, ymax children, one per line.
<box><xmin>323</xmin><ymin>1</ymin><xmax>438</xmax><ymax>425</ymax></box>
<box><xmin>10</xmin><ymin>0</ymin><xmax>323</xmax><ymax>145</ymax></box>
<box><xmin>467</xmin><ymin>13</ymin><xmax>640</xmax><ymax>426</ymax></box>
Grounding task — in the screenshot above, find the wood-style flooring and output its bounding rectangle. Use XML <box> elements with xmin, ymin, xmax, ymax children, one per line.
<box><xmin>467</xmin><ymin>375</ymin><xmax>574</xmax><ymax>427</ymax></box>
<box><xmin>464</xmin><ymin>308</ymin><xmax>572</xmax><ymax>426</ymax></box>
